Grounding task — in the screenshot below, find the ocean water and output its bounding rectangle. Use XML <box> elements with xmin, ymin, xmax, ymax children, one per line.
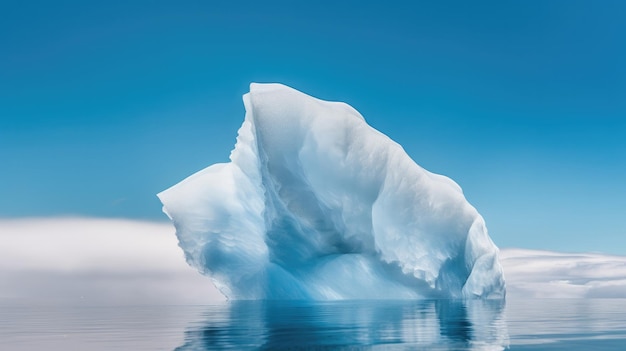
<box><xmin>2</xmin><ymin>298</ymin><xmax>626</xmax><ymax>350</ymax></box>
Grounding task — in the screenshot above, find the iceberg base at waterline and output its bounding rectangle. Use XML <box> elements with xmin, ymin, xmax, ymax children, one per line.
<box><xmin>158</xmin><ymin>83</ymin><xmax>505</xmax><ymax>300</ymax></box>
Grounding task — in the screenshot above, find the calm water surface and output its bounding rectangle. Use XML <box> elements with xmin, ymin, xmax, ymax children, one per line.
<box><xmin>2</xmin><ymin>299</ymin><xmax>626</xmax><ymax>350</ymax></box>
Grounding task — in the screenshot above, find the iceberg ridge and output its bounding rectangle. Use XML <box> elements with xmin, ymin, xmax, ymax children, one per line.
<box><xmin>158</xmin><ymin>83</ymin><xmax>505</xmax><ymax>300</ymax></box>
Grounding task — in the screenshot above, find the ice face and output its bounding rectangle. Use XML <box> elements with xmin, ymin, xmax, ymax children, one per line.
<box><xmin>158</xmin><ymin>83</ymin><xmax>505</xmax><ymax>300</ymax></box>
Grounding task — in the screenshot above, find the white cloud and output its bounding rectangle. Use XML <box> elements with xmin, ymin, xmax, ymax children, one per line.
<box><xmin>0</xmin><ymin>217</ymin><xmax>225</xmax><ymax>305</ymax></box>
<box><xmin>500</xmin><ymin>248</ymin><xmax>626</xmax><ymax>299</ymax></box>
<box><xmin>2</xmin><ymin>217</ymin><xmax>625</xmax><ymax>305</ymax></box>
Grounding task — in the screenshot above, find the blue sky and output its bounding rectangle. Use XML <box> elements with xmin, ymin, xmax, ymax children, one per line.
<box><xmin>1</xmin><ymin>1</ymin><xmax>624</xmax><ymax>254</ymax></box>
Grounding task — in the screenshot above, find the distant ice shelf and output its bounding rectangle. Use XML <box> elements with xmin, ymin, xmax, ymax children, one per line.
<box><xmin>158</xmin><ymin>83</ymin><xmax>505</xmax><ymax>300</ymax></box>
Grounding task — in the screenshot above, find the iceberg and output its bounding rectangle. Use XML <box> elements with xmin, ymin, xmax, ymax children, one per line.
<box><xmin>158</xmin><ymin>83</ymin><xmax>505</xmax><ymax>300</ymax></box>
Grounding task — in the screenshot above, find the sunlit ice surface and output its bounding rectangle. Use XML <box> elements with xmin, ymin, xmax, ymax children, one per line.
<box><xmin>158</xmin><ymin>83</ymin><xmax>505</xmax><ymax>300</ymax></box>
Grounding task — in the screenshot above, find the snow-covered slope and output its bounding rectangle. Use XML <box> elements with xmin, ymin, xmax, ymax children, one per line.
<box><xmin>158</xmin><ymin>83</ymin><xmax>505</xmax><ymax>300</ymax></box>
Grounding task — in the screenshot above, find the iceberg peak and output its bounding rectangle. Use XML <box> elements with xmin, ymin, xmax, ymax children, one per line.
<box><xmin>158</xmin><ymin>83</ymin><xmax>505</xmax><ymax>300</ymax></box>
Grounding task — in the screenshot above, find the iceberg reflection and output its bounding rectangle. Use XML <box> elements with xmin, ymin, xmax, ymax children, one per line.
<box><xmin>175</xmin><ymin>299</ymin><xmax>508</xmax><ymax>350</ymax></box>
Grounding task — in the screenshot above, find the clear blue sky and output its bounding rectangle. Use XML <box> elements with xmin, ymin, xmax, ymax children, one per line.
<box><xmin>1</xmin><ymin>1</ymin><xmax>624</xmax><ymax>254</ymax></box>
